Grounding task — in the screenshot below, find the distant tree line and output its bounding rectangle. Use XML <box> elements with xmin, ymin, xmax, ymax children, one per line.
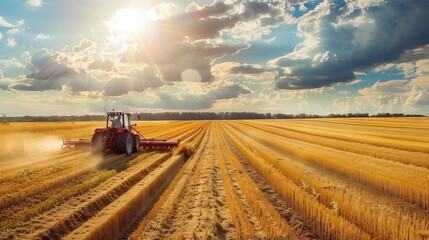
<box><xmin>2</xmin><ymin>112</ymin><xmax>425</xmax><ymax>122</ymax></box>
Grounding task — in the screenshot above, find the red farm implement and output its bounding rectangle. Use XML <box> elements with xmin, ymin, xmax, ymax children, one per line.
<box><xmin>62</xmin><ymin>111</ymin><xmax>179</xmax><ymax>155</ymax></box>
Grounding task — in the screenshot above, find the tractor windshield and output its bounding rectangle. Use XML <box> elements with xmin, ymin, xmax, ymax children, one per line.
<box><xmin>107</xmin><ymin>114</ymin><xmax>123</xmax><ymax>128</ymax></box>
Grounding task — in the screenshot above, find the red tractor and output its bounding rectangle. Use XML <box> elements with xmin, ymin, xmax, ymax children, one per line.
<box><xmin>63</xmin><ymin>111</ymin><xmax>179</xmax><ymax>155</ymax></box>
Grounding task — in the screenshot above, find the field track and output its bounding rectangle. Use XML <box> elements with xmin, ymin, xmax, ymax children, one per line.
<box><xmin>0</xmin><ymin>118</ymin><xmax>428</xmax><ymax>239</ymax></box>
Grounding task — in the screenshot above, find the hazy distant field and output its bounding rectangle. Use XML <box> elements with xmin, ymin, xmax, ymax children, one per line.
<box><xmin>1</xmin><ymin>118</ymin><xmax>428</xmax><ymax>239</ymax></box>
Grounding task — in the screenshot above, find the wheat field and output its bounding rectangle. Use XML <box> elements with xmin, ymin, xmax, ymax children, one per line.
<box><xmin>0</xmin><ymin>118</ymin><xmax>428</xmax><ymax>239</ymax></box>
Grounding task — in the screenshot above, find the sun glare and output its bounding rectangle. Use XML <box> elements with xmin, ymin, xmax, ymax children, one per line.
<box><xmin>105</xmin><ymin>3</ymin><xmax>175</xmax><ymax>52</ymax></box>
<box><xmin>107</xmin><ymin>8</ymin><xmax>145</xmax><ymax>35</ymax></box>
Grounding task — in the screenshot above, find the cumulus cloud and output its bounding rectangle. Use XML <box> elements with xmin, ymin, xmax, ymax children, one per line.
<box><xmin>6</xmin><ymin>37</ymin><xmax>16</xmax><ymax>47</ymax></box>
<box><xmin>11</xmin><ymin>49</ymin><xmax>101</xmax><ymax>93</ymax></box>
<box><xmin>229</xmin><ymin>64</ymin><xmax>274</xmax><ymax>75</ymax></box>
<box><xmin>104</xmin><ymin>67</ymin><xmax>165</xmax><ymax>96</ymax></box>
<box><xmin>227</xmin><ymin>1</ymin><xmax>289</xmax><ymax>41</ymax></box>
<box><xmin>271</xmin><ymin>0</ymin><xmax>429</xmax><ymax>90</ymax></box>
<box><xmin>121</xmin><ymin>41</ymin><xmax>248</xmax><ymax>82</ymax></box>
<box><xmin>7</xmin><ymin>28</ymin><xmax>22</xmax><ymax>35</ymax></box>
<box><xmin>35</xmin><ymin>34</ymin><xmax>49</xmax><ymax>40</ymax></box>
<box><xmin>0</xmin><ymin>32</ymin><xmax>2</xmax><ymax>40</ymax></box>
<box><xmin>73</xmin><ymin>38</ymin><xmax>96</xmax><ymax>52</ymax></box>
<box><xmin>0</xmin><ymin>57</ymin><xmax>25</xmax><ymax>68</ymax></box>
<box><xmin>26</xmin><ymin>0</ymin><xmax>44</xmax><ymax>8</ymax></box>
<box><xmin>334</xmin><ymin>76</ymin><xmax>429</xmax><ymax>114</ymax></box>
<box><xmin>124</xmin><ymin>81</ymin><xmax>251</xmax><ymax>110</ymax></box>
<box><xmin>0</xmin><ymin>16</ymin><xmax>15</xmax><ymax>28</ymax></box>
<box><xmin>0</xmin><ymin>70</ymin><xmax>8</xmax><ymax>90</ymax></box>
<box><xmin>87</xmin><ymin>59</ymin><xmax>115</xmax><ymax>72</ymax></box>
<box><xmin>120</xmin><ymin>1</ymin><xmax>293</xmax><ymax>83</ymax></box>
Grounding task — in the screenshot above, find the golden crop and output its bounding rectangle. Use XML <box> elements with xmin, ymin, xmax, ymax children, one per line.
<box><xmin>1</xmin><ymin>118</ymin><xmax>428</xmax><ymax>240</ymax></box>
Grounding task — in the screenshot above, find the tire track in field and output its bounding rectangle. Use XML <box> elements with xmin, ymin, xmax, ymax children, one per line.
<box><xmin>127</xmin><ymin>124</ymin><xmax>211</xmax><ymax>239</ymax></box>
<box><xmin>134</xmin><ymin>123</ymin><xmax>237</xmax><ymax>240</ymax></box>
<box><xmin>217</xmin><ymin>122</ymin><xmax>317</xmax><ymax>239</ymax></box>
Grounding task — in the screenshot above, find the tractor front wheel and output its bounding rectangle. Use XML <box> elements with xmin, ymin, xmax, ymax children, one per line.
<box><xmin>117</xmin><ymin>132</ymin><xmax>133</xmax><ymax>156</ymax></box>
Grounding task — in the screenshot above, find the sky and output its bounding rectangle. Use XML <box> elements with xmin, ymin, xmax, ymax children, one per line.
<box><xmin>0</xmin><ymin>0</ymin><xmax>428</xmax><ymax>116</ymax></box>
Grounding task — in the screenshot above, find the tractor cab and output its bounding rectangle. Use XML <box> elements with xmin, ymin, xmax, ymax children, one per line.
<box><xmin>106</xmin><ymin>112</ymin><xmax>133</xmax><ymax>131</ymax></box>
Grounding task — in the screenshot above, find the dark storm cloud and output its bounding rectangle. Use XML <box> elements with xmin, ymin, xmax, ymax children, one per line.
<box><xmin>104</xmin><ymin>67</ymin><xmax>165</xmax><ymax>96</ymax></box>
<box><xmin>272</xmin><ymin>0</ymin><xmax>429</xmax><ymax>90</ymax></box>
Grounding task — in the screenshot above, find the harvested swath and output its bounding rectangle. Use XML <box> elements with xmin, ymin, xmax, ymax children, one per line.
<box><xmin>130</xmin><ymin>124</ymin><xmax>216</xmax><ymax>240</ymax></box>
<box><xmin>28</xmin><ymin>153</ymin><xmax>171</xmax><ymax>240</ymax></box>
<box><xmin>215</xmin><ymin>123</ymin><xmax>300</xmax><ymax>239</ymax></box>
<box><xmin>65</xmin><ymin>154</ymin><xmax>186</xmax><ymax>240</ymax></box>
<box><xmin>0</xmin><ymin>151</ymin><xmax>128</xmax><ymax>212</ymax></box>
<box><xmin>214</xmin><ymin>127</ymin><xmax>255</xmax><ymax>239</ymax></box>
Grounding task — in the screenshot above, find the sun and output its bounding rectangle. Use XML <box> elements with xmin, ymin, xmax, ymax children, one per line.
<box><xmin>106</xmin><ymin>8</ymin><xmax>146</xmax><ymax>36</ymax></box>
<box><xmin>105</xmin><ymin>4</ymin><xmax>175</xmax><ymax>52</ymax></box>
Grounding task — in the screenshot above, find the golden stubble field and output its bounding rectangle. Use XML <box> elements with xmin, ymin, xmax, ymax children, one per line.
<box><xmin>0</xmin><ymin>118</ymin><xmax>428</xmax><ymax>240</ymax></box>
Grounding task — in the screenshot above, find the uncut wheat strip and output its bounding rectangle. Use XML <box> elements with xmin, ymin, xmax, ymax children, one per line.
<box><xmin>159</xmin><ymin>121</ymin><xmax>208</xmax><ymax>142</ymax></box>
<box><xmin>213</xmin><ymin>124</ymin><xmax>255</xmax><ymax>239</ymax></box>
<box><xmin>216</xmin><ymin>124</ymin><xmax>300</xmax><ymax>240</ymax></box>
<box><xmin>159</xmin><ymin>122</ymin><xmax>204</xmax><ymax>139</ymax></box>
<box><xmin>26</xmin><ymin>153</ymin><xmax>169</xmax><ymax>240</ymax></box>
<box><xmin>253</xmin><ymin>120</ymin><xmax>429</xmax><ymax>153</ymax></box>
<box><xmin>238</xmin><ymin>121</ymin><xmax>429</xmax><ymax>169</ymax></box>
<box><xmin>224</xmin><ymin>123</ymin><xmax>429</xmax><ymax>240</ymax></box>
<box><xmin>222</xmin><ymin>123</ymin><xmax>370</xmax><ymax>240</ymax></box>
<box><xmin>320</xmin><ymin>118</ymin><xmax>429</xmax><ymax>130</ymax></box>
<box><xmin>129</xmin><ymin>124</ymin><xmax>212</xmax><ymax>239</ymax></box>
<box><xmin>281</xmin><ymin>118</ymin><xmax>429</xmax><ymax>136</ymax></box>
<box><xmin>139</xmin><ymin>121</ymin><xmax>198</xmax><ymax>139</ymax></box>
<box><xmin>254</xmin><ymin>120</ymin><xmax>429</xmax><ymax>153</ymax></box>
<box><xmin>228</xmin><ymin>122</ymin><xmax>429</xmax><ymax>208</ymax></box>
<box><xmin>64</xmin><ymin>154</ymin><xmax>186</xmax><ymax>240</ymax></box>
<box><xmin>232</xmin><ymin>122</ymin><xmax>429</xmax><ymax>183</ymax></box>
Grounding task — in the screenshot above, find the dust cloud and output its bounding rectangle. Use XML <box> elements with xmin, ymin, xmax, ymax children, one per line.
<box><xmin>0</xmin><ymin>134</ymin><xmax>64</xmax><ymax>161</ymax></box>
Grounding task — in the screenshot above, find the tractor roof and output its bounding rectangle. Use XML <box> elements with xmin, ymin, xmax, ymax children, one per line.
<box><xmin>106</xmin><ymin>112</ymin><xmax>130</xmax><ymax>116</ymax></box>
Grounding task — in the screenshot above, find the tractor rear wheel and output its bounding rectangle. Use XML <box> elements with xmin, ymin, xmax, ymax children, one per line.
<box><xmin>117</xmin><ymin>132</ymin><xmax>132</xmax><ymax>156</ymax></box>
<box><xmin>91</xmin><ymin>133</ymin><xmax>104</xmax><ymax>154</ymax></box>
<box><xmin>133</xmin><ymin>135</ymin><xmax>140</xmax><ymax>153</ymax></box>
